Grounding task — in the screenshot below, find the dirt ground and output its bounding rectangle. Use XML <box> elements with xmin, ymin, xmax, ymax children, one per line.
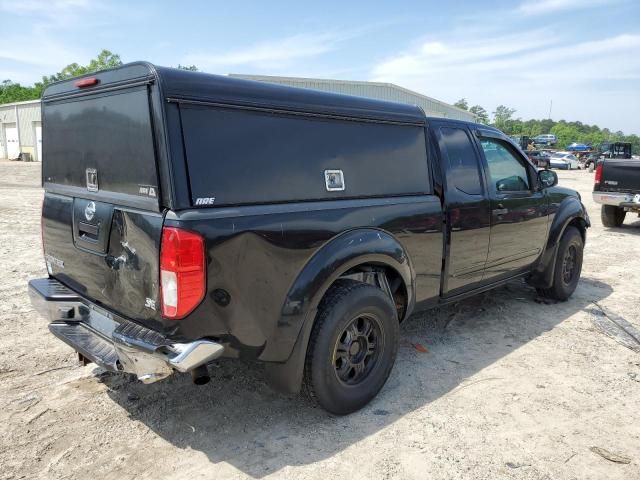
<box><xmin>1</xmin><ymin>159</ymin><xmax>639</xmax><ymax>480</ymax></box>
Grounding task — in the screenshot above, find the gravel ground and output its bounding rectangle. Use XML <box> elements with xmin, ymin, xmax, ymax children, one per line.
<box><xmin>1</xmin><ymin>160</ymin><xmax>639</xmax><ymax>480</ymax></box>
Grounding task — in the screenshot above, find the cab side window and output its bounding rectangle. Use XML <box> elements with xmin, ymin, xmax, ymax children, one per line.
<box><xmin>439</xmin><ymin>127</ymin><xmax>483</xmax><ymax>196</ymax></box>
<box><xmin>480</xmin><ymin>138</ymin><xmax>530</xmax><ymax>192</ymax></box>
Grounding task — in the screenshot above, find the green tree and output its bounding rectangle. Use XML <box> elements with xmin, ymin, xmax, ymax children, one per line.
<box><xmin>0</xmin><ymin>50</ymin><xmax>124</xmax><ymax>104</ymax></box>
<box><xmin>41</xmin><ymin>49</ymin><xmax>122</xmax><ymax>85</ymax></box>
<box><xmin>469</xmin><ymin>105</ymin><xmax>489</xmax><ymax>124</ymax></box>
<box><xmin>453</xmin><ymin>98</ymin><xmax>468</xmax><ymax>110</ymax></box>
<box><xmin>550</xmin><ymin>122</ymin><xmax>579</xmax><ymax>149</ymax></box>
<box><xmin>0</xmin><ymin>80</ymin><xmax>40</xmax><ymax>103</ymax></box>
<box><xmin>492</xmin><ymin>105</ymin><xmax>517</xmax><ymax>131</ymax></box>
<box><xmin>177</xmin><ymin>64</ymin><xmax>199</xmax><ymax>71</ymax></box>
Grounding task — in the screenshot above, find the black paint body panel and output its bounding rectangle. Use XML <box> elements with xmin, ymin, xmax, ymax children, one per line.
<box><xmin>42</xmin><ymin>193</ymin><xmax>165</xmax><ymax>329</ymax></box>
<box><xmin>179</xmin><ymin>105</ymin><xmax>430</xmax><ymax>206</ymax></box>
<box><xmin>39</xmin><ymin>62</ymin><xmax>590</xmax><ymax>375</ymax></box>
<box><xmin>594</xmin><ymin>158</ymin><xmax>640</xmax><ymax>194</ymax></box>
<box><xmin>164</xmin><ymin>197</ymin><xmax>443</xmax><ymax>361</ymax></box>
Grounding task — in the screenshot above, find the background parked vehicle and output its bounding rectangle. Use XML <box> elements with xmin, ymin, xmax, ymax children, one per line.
<box><xmin>510</xmin><ymin>135</ymin><xmax>531</xmax><ymax>151</ymax></box>
<box><xmin>599</xmin><ymin>142</ymin><xmax>632</xmax><ymax>159</ymax></box>
<box><xmin>532</xmin><ymin>134</ymin><xmax>557</xmax><ymax>146</ymax></box>
<box><xmin>527</xmin><ymin>150</ymin><xmax>551</xmax><ymax>169</ymax></box>
<box><xmin>550</xmin><ymin>152</ymin><xmax>580</xmax><ymax>170</ymax></box>
<box><xmin>581</xmin><ymin>153</ymin><xmax>600</xmax><ymax>172</ymax></box>
<box><xmin>593</xmin><ymin>143</ymin><xmax>639</xmax><ymax>227</ymax></box>
<box><xmin>566</xmin><ymin>142</ymin><xmax>590</xmax><ymax>152</ymax></box>
<box><xmin>582</xmin><ymin>142</ymin><xmax>633</xmax><ymax>172</ymax></box>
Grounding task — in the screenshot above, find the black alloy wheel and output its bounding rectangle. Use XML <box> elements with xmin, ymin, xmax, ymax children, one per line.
<box><xmin>333</xmin><ymin>314</ymin><xmax>384</xmax><ymax>386</ymax></box>
<box><xmin>304</xmin><ymin>280</ymin><xmax>399</xmax><ymax>415</ymax></box>
<box><xmin>562</xmin><ymin>245</ymin><xmax>578</xmax><ymax>285</ymax></box>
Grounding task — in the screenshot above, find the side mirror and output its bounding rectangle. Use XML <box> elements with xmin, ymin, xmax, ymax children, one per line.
<box><xmin>538</xmin><ymin>169</ymin><xmax>558</xmax><ymax>189</ymax></box>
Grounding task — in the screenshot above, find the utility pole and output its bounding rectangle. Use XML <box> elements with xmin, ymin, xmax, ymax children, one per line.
<box><xmin>548</xmin><ymin>100</ymin><xmax>553</xmax><ymax>119</ymax></box>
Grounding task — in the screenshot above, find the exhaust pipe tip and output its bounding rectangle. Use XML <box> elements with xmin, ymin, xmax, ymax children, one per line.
<box><xmin>191</xmin><ymin>365</ymin><xmax>210</xmax><ymax>385</ymax></box>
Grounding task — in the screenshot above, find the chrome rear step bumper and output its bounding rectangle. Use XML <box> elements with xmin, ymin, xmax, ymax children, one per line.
<box><xmin>592</xmin><ymin>191</ymin><xmax>639</xmax><ymax>208</ymax></box>
<box><xmin>28</xmin><ymin>278</ymin><xmax>224</xmax><ymax>384</ymax></box>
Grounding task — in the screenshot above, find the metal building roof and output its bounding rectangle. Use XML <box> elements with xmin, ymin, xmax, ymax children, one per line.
<box><xmin>0</xmin><ymin>99</ymin><xmax>41</xmax><ymax>108</ymax></box>
<box><xmin>228</xmin><ymin>74</ymin><xmax>477</xmax><ymax>122</ymax></box>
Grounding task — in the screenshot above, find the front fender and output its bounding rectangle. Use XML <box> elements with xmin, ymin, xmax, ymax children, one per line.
<box><xmin>264</xmin><ymin>228</ymin><xmax>415</xmax><ymax>393</ymax></box>
<box><xmin>530</xmin><ymin>195</ymin><xmax>589</xmax><ymax>288</ymax></box>
<box><xmin>546</xmin><ymin>195</ymin><xmax>589</xmax><ymax>247</ymax></box>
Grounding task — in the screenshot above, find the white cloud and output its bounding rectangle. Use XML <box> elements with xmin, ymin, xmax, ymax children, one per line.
<box><xmin>0</xmin><ymin>0</ymin><xmax>111</xmax><ymax>79</ymax></box>
<box><xmin>0</xmin><ymin>36</ymin><xmax>81</xmax><ymax>69</ymax></box>
<box><xmin>518</xmin><ymin>0</ymin><xmax>614</xmax><ymax>16</ymax></box>
<box><xmin>182</xmin><ymin>32</ymin><xmax>349</xmax><ymax>71</ymax></box>
<box><xmin>372</xmin><ymin>30</ymin><xmax>562</xmax><ymax>80</ymax></box>
<box><xmin>370</xmin><ymin>31</ymin><xmax>640</xmax><ymax>133</ymax></box>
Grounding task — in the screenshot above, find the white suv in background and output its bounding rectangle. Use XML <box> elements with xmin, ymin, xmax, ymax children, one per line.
<box><xmin>533</xmin><ymin>134</ymin><xmax>557</xmax><ymax>146</ymax></box>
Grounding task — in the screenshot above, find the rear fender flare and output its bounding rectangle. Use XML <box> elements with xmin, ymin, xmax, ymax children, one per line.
<box><xmin>264</xmin><ymin>228</ymin><xmax>415</xmax><ymax>393</ymax></box>
<box><xmin>283</xmin><ymin>228</ymin><xmax>415</xmax><ymax>323</ymax></box>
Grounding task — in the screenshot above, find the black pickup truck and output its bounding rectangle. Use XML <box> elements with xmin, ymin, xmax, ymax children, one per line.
<box><xmin>593</xmin><ymin>151</ymin><xmax>640</xmax><ymax>227</ymax></box>
<box><xmin>29</xmin><ymin>63</ymin><xmax>590</xmax><ymax>414</ymax></box>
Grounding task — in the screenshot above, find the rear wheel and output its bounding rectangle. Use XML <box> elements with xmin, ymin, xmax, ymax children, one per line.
<box><xmin>601</xmin><ymin>205</ymin><xmax>626</xmax><ymax>227</ymax></box>
<box><xmin>537</xmin><ymin>226</ymin><xmax>583</xmax><ymax>301</ymax></box>
<box><xmin>304</xmin><ymin>280</ymin><xmax>398</xmax><ymax>415</ymax></box>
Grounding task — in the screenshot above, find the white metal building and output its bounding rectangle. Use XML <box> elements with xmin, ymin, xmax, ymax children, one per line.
<box><xmin>0</xmin><ymin>99</ymin><xmax>42</xmax><ymax>161</ymax></box>
<box><xmin>229</xmin><ymin>74</ymin><xmax>477</xmax><ymax>122</ymax></box>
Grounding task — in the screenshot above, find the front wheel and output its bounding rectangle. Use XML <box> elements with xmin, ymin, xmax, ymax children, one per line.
<box><xmin>304</xmin><ymin>280</ymin><xmax>399</xmax><ymax>415</ymax></box>
<box><xmin>537</xmin><ymin>226</ymin><xmax>583</xmax><ymax>301</ymax></box>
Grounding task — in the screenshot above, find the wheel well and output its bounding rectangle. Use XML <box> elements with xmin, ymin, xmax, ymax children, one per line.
<box><xmin>337</xmin><ymin>263</ymin><xmax>408</xmax><ymax>322</ymax></box>
<box><xmin>567</xmin><ymin>217</ymin><xmax>587</xmax><ymax>243</ymax></box>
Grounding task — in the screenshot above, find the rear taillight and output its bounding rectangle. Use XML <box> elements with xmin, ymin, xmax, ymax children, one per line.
<box><xmin>159</xmin><ymin>227</ymin><xmax>205</xmax><ymax>319</ymax></box>
<box><xmin>594</xmin><ymin>163</ymin><xmax>603</xmax><ymax>187</ymax></box>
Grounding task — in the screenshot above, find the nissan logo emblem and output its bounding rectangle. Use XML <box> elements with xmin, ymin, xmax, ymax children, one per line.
<box><xmin>84</xmin><ymin>201</ymin><xmax>96</xmax><ymax>222</ymax></box>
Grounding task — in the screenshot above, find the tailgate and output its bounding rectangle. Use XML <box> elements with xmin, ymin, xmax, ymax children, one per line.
<box><xmin>601</xmin><ymin>159</ymin><xmax>640</xmax><ymax>193</ymax></box>
<box><xmin>41</xmin><ymin>81</ymin><xmax>165</xmax><ymax>326</ymax></box>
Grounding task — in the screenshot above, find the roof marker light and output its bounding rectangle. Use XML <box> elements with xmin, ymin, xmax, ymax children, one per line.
<box><xmin>75</xmin><ymin>77</ymin><xmax>99</xmax><ymax>88</ymax></box>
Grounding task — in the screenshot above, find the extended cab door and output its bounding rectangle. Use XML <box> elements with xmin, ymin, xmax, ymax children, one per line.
<box><xmin>435</xmin><ymin>124</ymin><xmax>491</xmax><ymax>294</ymax></box>
<box><xmin>476</xmin><ymin>132</ymin><xmax>548</xmax><ymax>280</ymax></box>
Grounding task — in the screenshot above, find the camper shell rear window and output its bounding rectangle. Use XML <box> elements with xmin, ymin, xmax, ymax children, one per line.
<box><xmin>43</xmin><ymin>87</ymin><xmax>159</xmax><ymax>210</ymax></box>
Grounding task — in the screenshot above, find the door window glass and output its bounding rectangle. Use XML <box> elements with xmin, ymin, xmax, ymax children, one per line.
<box><xmin>439</xmin><ymin>127</ymin><xmax>483</xmax><ymax>195</ymax></box>
<box><xmin>480</xmin><ymin>138</ymin><xmax>530</xmax><ymax>192</ymax></box>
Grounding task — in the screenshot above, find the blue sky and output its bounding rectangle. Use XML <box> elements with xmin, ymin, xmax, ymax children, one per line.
<box><xmin>1</xmin><ymin>0</ymin><xmax>639</xmax><ymax>133</ymax></box>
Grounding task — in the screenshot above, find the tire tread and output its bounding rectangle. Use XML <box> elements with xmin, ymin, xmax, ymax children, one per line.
<box><xmin>303</xmin><ymin>280</ymin><xmax>368</xmax><ymax>404</ymax></box>
<box><xmin>303</xmin><ymin>279</ymin><xmax>397</xmax><ymax>413</ymax></box>
<box><xmin>601</xmin><ymin>205</ymin><xmax>626</xmax><ymax>228</ymax></box>
<box><xmin>536</xmin><ymin>226</ymin><xmax>583</xmax><ymax>301</ymax></box>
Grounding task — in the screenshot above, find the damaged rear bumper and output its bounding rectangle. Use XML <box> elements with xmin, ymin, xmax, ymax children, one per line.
<box><xmin>28</xmin><ymin>278</ymin><xmax>223</xmax><ymax>383</ymax></box>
